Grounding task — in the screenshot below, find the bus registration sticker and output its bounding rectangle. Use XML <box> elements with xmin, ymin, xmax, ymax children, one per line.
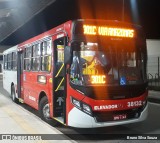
<box><xmin>113</xmin><ymin>114</ymin><xmax>127</xmax><ymax>121</ymax></box>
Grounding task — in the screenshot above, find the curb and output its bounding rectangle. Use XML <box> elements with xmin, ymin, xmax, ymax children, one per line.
<box><xmin>148</xmin><ymin>97</ymin><xmax>160</xmax><ymax>104</ymax></box>
<box><xmin>148</xmin><ymin>90</ymin><xmax>160</xmax><ymax>104</ymax></box>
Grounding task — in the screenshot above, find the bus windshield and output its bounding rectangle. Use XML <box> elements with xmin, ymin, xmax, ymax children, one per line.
<box><xmin>70</xmin><ymin>40</ymin><xmax>146</xmax><ymax>86</ymax></box>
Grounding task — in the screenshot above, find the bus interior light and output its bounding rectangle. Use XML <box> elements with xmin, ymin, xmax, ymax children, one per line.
<box><xmin>87</xmin><ymin>42</ymin><xmax>98</xmax><ymax>46</ymax></box>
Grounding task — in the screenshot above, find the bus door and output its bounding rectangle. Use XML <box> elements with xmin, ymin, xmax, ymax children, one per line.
<box><xmin>17</xmin><ymin>50</ymin><xmax>24</xmax><ymax>100</ymax></box>
<box><xmin>53</xmin><ymin>36</ymin><xmax>67</xmax><ymax>123</ymax></box>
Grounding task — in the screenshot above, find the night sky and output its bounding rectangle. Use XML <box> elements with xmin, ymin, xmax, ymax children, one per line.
<box><xmin>1</xmin><ymin>0</ymin><xmax>160</xmax><ymax>45</ymax></box>
<box><xmin>137</xmin><ymin>0</ymin><xmax>160</xmax><ymax>39</ymax></box>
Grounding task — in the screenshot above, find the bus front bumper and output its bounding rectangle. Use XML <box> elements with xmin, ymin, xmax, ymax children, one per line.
<box><xmin>68</xmin><ymin>103</ymin><xmax>148</xmax><ymax>128</ymax></box>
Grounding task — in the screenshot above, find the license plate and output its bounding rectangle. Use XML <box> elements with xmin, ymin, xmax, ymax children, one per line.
<box><xmin>113</xmin><ymin>114</ymin><xmax>127</xmax><ymax>121</ymax></box>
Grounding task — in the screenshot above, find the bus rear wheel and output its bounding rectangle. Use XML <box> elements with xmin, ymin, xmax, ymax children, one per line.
<box><xmin>11</xmin><ymin>85</ymin><xmax>19</xmax><ymax>103</ymax></box>
<box><xmin>39</xmin><ymin>96</ymin><xmax>58</xmax><ymax>126</ymax></box>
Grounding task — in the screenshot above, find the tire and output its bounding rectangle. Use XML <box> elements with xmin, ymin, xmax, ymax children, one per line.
<box><xmin>39</xmin><ymin>96</ymin><xmax>58</xmax><ymax>126</ymax></box>
<box><xmin>11</xmin><ymin>85</ymin><xmax>19</xmax><ymax>103</ymax></box>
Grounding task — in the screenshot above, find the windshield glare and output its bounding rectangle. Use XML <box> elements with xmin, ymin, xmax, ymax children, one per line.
<box><xmin>70</xmin><ymin>41</ymin><xmax>146</xmax><ymax>86</ymax></box>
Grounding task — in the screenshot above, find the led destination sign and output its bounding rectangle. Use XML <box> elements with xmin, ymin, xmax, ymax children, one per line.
<box><xmin>91</xmin><ymin>75</ymin><xmax>106</xmax><ymax>84</ymax></box>
<box><xmin>83</xmin><ymin>25</ymin><xmax>134</xmax><ymax>38</ymax></box>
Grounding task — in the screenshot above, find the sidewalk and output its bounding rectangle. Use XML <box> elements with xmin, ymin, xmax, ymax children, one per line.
<box><xmin>148</xmin><ymin>90</ymin><xmax>160</xmax><ymax>104</ymax></box>
<box><xmin>0</xmin><ymin>92</ymin><xmax>75</xmax><ymax>143</ymax></box>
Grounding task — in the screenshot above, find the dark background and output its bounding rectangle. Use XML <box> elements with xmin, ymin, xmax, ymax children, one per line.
<box><xmin>1</xmin><ymin>0</ymin><xmax>160</xmax><ymax>45</ymax></box>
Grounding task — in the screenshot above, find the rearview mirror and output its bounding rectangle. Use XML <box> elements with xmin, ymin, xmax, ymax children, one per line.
<box><xmin>97</xmin><ymin>52</ymin><xmax>111</xmax><ymax>72</ymax></box>
<box><xmin>97</xmin><ymin>52</ymin><xmax>107</xmax><ymax>66</ymax></box>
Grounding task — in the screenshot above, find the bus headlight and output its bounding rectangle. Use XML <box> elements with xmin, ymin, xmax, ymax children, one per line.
<box><xmin>82</xmin><ymin>103</ymin><xmax>92</xmax><ymax>115</ymax></box>
<box><xmin>71</xmin><ymin>97</ymin><xmax>92</xmax><ymax>116</ymax></box>
<box><xmin>72</xmin><ymin>98</ymin><xmax>81</xmax><ymax>109</ymax></box>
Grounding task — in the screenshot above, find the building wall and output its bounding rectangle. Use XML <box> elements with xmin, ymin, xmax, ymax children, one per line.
<box><xmin>147</xmin><ymin>39</ymin><xmax>160</xmax><ymax>56</ymax></box>
<box><xmin>147</xmin><ymin>39</ymin><xmax>160</xmax><ymax>79</ymax></box>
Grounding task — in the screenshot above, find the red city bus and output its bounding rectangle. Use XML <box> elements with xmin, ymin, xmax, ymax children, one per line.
<box><xmin>3</xmin><ymin>19</ymin><xmax>148</xmax><ymax>128</ymax></box>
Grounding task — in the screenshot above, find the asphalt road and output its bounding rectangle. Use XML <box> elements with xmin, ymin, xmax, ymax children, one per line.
<box><xmin>0</xmin><ymin>80</ymin><xmax>160</xmax><ymax>143</ymax></box>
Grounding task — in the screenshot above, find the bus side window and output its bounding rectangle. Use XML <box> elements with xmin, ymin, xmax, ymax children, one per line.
<box><xmin>54</xmin><ymin>37</ymin><xmax>67</xmax><ymax>63</ymax></box>
<box><xmin>4</xmin><ymin>55</ymin><xmax>7</xmax><ymax>70</ymax></box>
<box><xmin>24</xmin><ymin>47</ymin><xmax>32</xmax><ymax>71</ymax></box>
<box><xmin>0</xmin><ymin>64</ymin><xmax>1</xmax><ymax>73</ymax></box>
<box><xmin>32</xmin><ymin>44</ymin><xmax>40</xmax><ymax>71</ymax></box>
<box><xmin>7</xmin><ymin>53</ymin><xmax>12</xmax><ymax>70</ymax></box>
<box><xmin>41</xmin><ymin>40</ymin><xmax>51</xmax><ymax>72</ymax></box>
<box><xmin>12</xmin><ymin>52</ymin><xmax>17</xmax><ymax>70</ymax></box>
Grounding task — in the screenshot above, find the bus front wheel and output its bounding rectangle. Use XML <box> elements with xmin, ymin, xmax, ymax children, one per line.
<box><xmin>39</xmin><ymin>96</ymin><xmax>58</xmax><ymax>126</ymax></box>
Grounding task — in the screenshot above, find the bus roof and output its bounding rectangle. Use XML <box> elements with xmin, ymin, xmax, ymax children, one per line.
<box><xmin>3</xmin><ymin>45</ymin><xmax>18</xmax><ymax>55</ymax></box>
<box><xmin>18</xmin><ymin>20</ymin><xmax>72</xmax><ymax>48</ymax></box>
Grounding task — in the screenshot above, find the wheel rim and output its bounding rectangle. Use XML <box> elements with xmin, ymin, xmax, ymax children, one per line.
<box><xmin>43</xmin><ymin>103</ymin><xmax>50</xmax><ymax>119</ymax></box>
